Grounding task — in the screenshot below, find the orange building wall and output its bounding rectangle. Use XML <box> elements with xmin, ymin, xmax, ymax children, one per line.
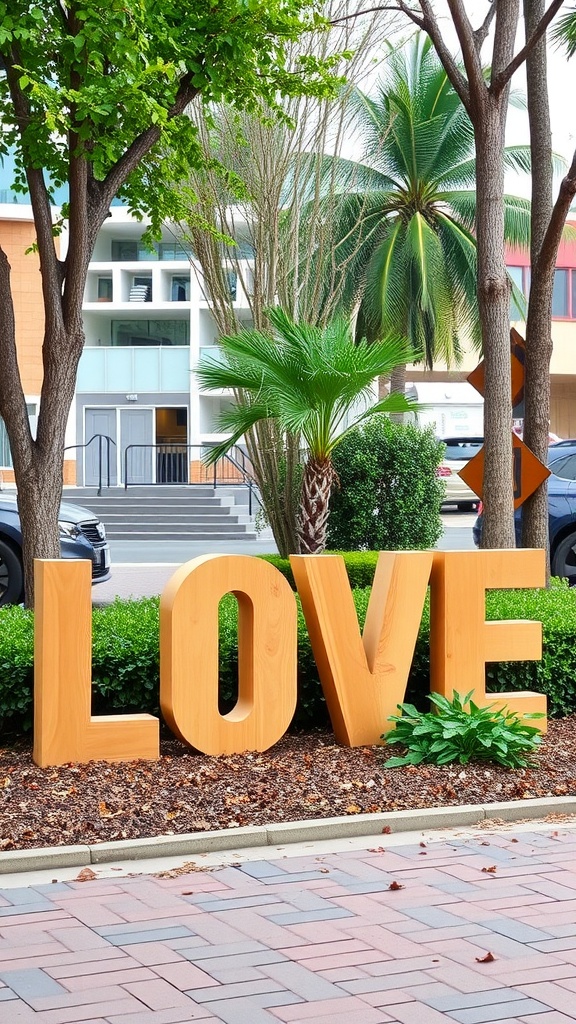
<box><xmin>0</xmin><ymin>216</ymin><xmax>76</xmax><ymax>483</ymax></box>
<box><xmin>0</xmin><ymin>218</ymin><xmax>45</xmax><ymax>394</ymax></box>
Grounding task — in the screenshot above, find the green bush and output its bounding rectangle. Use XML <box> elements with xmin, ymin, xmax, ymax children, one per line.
<box><xmin>383</xmin><ymin>691</ymin><xmax>543</xmax><ymax>768</ymax></box>
<box><xmin>259</xmin><ymin>551</ymin><xmax>380</xmax><ymax>591</ymax></box>
<box><xmin>1</xmin><ymin>578</ymin><xmax>576</xmax><ymax>737</ymax></box>
<box><xmin>327</xmin><ymin>416</ymin><xmax>444</xmax><ymax>551</ymax></box>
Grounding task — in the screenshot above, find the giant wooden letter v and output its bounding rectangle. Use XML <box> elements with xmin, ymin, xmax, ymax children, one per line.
<box><xmin>291</xmin><ymin>552</ymin><xmax>432</xmax><ymax>746</ymax></box>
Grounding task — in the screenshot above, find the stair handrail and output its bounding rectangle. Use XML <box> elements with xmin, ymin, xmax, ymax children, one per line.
<box><xmin>64</xmin><ymin>433</ymin><xmax>116</xmax><ymax>496</ymax></box>
<box><xmin>215</xmin><ymin>449</ymin><xmax>263</xmax><ymax>518</ymax></box>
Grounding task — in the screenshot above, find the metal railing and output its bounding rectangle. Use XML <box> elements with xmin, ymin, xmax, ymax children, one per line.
<box><xmin>123</xmin><ymin>443</ymin><xmax>262</xmax><ymax>516</ymax></box>
<box><xmin>64</xmin><ymin>434</ymin><xmax>116</xmax><ymax>495</ymax></box>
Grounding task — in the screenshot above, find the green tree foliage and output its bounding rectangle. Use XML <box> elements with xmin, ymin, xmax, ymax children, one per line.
<box><xmin>196</xmin><ymin>308</ymin><xmax>414</xmax><ymax>553</ymax></box>
<box><xmin>0</xmin><ymin>0</ymin><xmax>338</xmax><ymax>227</ymax></box>
<box><xmin>0</xmin><ymin>0</ymin><xmax>342</xmax><ymax>605</ymax></box>
<box><xmin>330</xmin><ymin>35</ymin><xmax>531</xmax><ymax>369</ymax></box>
<box><xmin>327</xmin><ymin>417</ymin><xmax>444</xmax><ymax>551</ymax></box>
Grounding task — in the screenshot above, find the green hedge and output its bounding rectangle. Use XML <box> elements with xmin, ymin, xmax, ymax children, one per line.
<box><xmin>259</xmin><ymin>551</ymin><xmax>380</xmax><ymax>591</ymax></box>
<box><xmin>1</xmin><ymin>579</ymin><xmax>576</xmax><ymax>736</ymax></box>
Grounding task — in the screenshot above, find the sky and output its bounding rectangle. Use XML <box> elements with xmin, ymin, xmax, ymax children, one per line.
<box><xmin>417</xmin><ymin>3</ymin><xmax>576</xmax><ymax>198</ymax></box>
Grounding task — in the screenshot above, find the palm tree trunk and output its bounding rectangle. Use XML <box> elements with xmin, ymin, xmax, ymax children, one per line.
<box><xmin>389</xmin><ymin>363</ymin><xmax>407</xmax><ymax>424</ymax></box>
<box><xmin>298</xmin><ymin>457</ymin><xmax>334</xmax><ymax>554</ymax></box>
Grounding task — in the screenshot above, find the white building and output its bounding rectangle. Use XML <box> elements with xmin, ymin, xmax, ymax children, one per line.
<box><xmin>74</xmin><ymin>209</ymin><xmax>253</xmax><ymax>486</ymax></box>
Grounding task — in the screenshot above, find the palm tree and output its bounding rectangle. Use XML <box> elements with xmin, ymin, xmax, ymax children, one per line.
<box><xmin>328</xmin><ymin>34</ymin><xmax>531</xmax><ymax>374</ymax></box>
<box><xmin>196</xmin><ymin>307</ymin><xmax>414</xmax><ymax>553</ymax></box>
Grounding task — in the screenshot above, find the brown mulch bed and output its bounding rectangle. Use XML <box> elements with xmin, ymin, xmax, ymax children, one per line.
<box><xmin>1</xmin><ymin>718</ymin><xmax>576</xmax><ymax>851</ymax></box>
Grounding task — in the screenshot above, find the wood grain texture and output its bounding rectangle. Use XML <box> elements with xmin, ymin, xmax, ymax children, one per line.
<box><xmin>430</xmin><ymin>549</ymin><xmax>547</xmax><ymax>729</ymax></box>
<box><xmin>291</xmin><ymin>552</ymin><xmax>433</xmax><ymax>746</ymax></box>
<box><xmin>33</xmin><ymin>560</ymin><xmax>159</xmax><ymax>767</ymax></box>
<box><xmin>160</xmin><ymin>554</ymin><xmax>297</xmax><ymax>755</ymax></box>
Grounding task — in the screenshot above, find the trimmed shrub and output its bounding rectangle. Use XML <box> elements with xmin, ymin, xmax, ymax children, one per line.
<box><xmin>1</xmin><ymin>579</ymin><xmax>576</xmax><ymax>737</ymax></box>
<box><xmin>327</xmin><ymin>416</ymin><xmax>445</xmax><ymax>551</ymax></box>
<box><xmin>259</xmin><ymin>551</ymin><xmax>379</xmax><ymax>591</ymax></box>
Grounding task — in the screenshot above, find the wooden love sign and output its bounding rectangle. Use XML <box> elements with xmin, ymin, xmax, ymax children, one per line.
<box><xmin>32</xmin><ymin>550</ymin><xmax>548</xmax><ymax>768</ymax></box>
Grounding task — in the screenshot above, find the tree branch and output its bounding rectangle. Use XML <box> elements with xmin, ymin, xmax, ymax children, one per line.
<box><xmin>330</xmin><ymin>4</ymin><xmax>424</xmax><ymax>26</ymax></box>
<box><xmin>0</xmin><ymin>246</ymin><xmax>34</xmax><ymax>469</ymax></box>
<box><xmin>4</xmin><ymin>51</ymin><xmax>64</xmax><ymax>336</ymax></box>
<box><xmin>94</xmin><ymin>74</ymin><xmax>201</xmax><ymax>222</ymax></box>
<box><xmin>491</xmin><ymin>0</ymin><xmax>565</xmax><ymax>93</ymax></box>
<box><xmin>444</xmin><ymin>0</ymin><xmax>487</xmax><ymax>109</ymax></box>
<box><xmin>473</xmin><ymin>1</ymin><xmax>498</xmax><ymax>50</ymax></box>
<box><xmin>533</xmin><ymin>148</ymin><xmax>576</xmax><ymax>282</ymax></box>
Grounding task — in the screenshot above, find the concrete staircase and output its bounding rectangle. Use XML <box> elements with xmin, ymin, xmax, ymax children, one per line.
<box><xmin>62</xmin><ymin>485</ymin><xmax>259</xmax><ymax>541</ymax></box>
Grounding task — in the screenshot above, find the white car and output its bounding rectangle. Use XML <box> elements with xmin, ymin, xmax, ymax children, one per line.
<box><xmin>437</xmin><ymin>437</ymin><xmax>483</xmax><ymax>511</ymax></box>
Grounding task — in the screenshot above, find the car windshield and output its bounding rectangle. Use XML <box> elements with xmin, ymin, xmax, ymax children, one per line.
<box><xmin>441</xmin><ymin>439</ymin><xmax>484</xmax><ymax>461</ymax></box>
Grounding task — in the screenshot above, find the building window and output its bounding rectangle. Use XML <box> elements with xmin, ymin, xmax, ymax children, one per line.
<box><xmin>552</xmin><ymin>269</ymin><xmax>569</xmax><ymax>317</ymax></box>
<box><xmin>0</xmin><ymin>419</ymin><xmax>12</xmax><ymax>468</ymax></box>
<box><xmin>507</xmin><ymin>266</ymin><xmax>526</xmax><ymax>319</ymax></box>
<box><xmin>112</xmin><ymin>239</ymin><xmax>193</xmax><ymax>262</ymax></box>
<box><xmin>97</xmin><ymin>277</ymin><xmax>113</xmax><ymax>301</ymax></box>
<box><xmin>507</xmin><ymin>264</ymin><xmax>576</xmax><ymax>319</ymax></box>
<box><xmin>111</xmin><ymin>320</ymin><xmax>189</xmax><ymax>346</ymax></box>
<box><xmin>171</xmin><ymin>276</ymin><xmax>190</xmax><ymax>301</ymax></box>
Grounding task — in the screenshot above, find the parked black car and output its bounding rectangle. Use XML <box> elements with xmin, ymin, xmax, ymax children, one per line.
<box><xmin>473</xmin><ymin>444</ymin><xmax>576</xmax><ymax>579</ymax></box>
<box><xmin>0</xmin><ymin>494</ymin><xmax>111</xmax><ymax>605</ymax></box>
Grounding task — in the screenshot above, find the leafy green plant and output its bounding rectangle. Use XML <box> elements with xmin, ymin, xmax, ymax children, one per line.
<box><xmin>383</xmin><ymin>691</ymin><xmax>544</xmax><ymax>769</ymax></box>
<box><xmin>327</xmin><ymin>418</ymin><xmax>444</xmax><ymax>552</ymax></box>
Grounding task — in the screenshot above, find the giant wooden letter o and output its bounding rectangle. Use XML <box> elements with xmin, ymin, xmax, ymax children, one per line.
<box><xmin>160</xmin><ymin>554</ymin><xmax>297</xmax><ymax>755</ymax></box>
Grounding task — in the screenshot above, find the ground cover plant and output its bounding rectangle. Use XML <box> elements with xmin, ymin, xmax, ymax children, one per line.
<box><xmin>383</xmin><ymin>691</ymin><xmax>544</xmax><ymax>769</ymax></box>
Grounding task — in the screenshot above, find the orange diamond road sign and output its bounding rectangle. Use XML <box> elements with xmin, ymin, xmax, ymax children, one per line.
<box><xmin>459</xmin><ymin>329</ymin><xmax>550</xmax><ymax>509</ymax></box>
<box><xmin>458</xmin><ymin>434</ymin><xmax>550</xmax><ymax>510</ymax></box>
<box><xmin>467</xmin><ymin>327</ymin><xmax>526</xmax><ymax>407</ymax></box>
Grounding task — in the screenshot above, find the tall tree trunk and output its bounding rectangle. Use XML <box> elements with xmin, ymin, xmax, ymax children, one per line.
<box><xmin>475</xmin><ymin>97</ymin><xmax>515</xmax><ymax>549</ymax></box>
<box><xmin>521</xmin><ymin>0</ymin><xmax>554</xmax><ymax>567</ymax></box>
<box><xmin>245</xmin><ymin>420</ymin><xmax>300</xmax><ymax>557</ymax></box>
<box><xmin>298</xmin><ymin>457</ymin><xmax>334</xmax><ymax>554</ymax></box>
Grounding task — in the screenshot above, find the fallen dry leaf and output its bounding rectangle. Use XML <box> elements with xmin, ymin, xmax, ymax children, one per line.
<box><xmin>74</xmin><ymin>867</ymin><xmax>97</xmax><ymax>883</ymax></box>
<box><xmin>475</xmin><ymin>951</ymin><xmax>496</xmax><ymax>963</ymax></box>
<box><xmin>368</xmin><ymin>847</ymin><xmax>386</xmax><ymax>853</ymax></box>
<box><xmin>389</xmin><ymin>881</ymin><xmax>404</xmax><ymax>891</ymax></box>
<box><xmin>481</xmin><ymin>865</ymin><xmax>497</xmax><ymax>873</ymax></box>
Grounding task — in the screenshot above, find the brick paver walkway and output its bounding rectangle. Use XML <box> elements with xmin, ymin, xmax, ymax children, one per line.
<box><xmin>2</xmin><ymin>828</ymin><xmax>576</xmax><ymax>1022</ymax></box>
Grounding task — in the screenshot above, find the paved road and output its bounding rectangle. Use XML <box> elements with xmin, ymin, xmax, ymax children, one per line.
<box><xmin>1</xmin><ymin>823</ymin><xmax>575</xmax><ymax>1022</ymax></box>
<box><xmin>94</xmin><ymin>512</ymin><xmax>476</xmax><ymax>604</ymax></box>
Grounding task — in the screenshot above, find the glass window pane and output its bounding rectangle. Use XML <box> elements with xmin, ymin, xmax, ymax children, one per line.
<box><xmin>549</xmin><ymin>454</ymin><xmax>576</xmax><ymax>480</ymax></box>
<box><xmin>0</xmin><ymin>418</ymin><xmax>13</xmax><ymax>468</ymax></box>
<box><xmin>171</xmin><ymin>276</ymin><xmax>190</xmax><ymax>301</ymax></box>
<box><xmin>111</xmin><ymin>320</ymin><xmax>189</xmax><ymax>346</ymax></box>
<box><xmin>507</xmin><ymin>266</ymin><xmax>525</xmax><ymax>319</ymax></box>
<box><xmin>552</xmin><ymin>269</ymin><xmax>569</xmax><ymax>317</ymax></box>
<box><xmin>111</xmin><ymin>240</ymin><xmax>137</xmax><ymax>261</ymax></box>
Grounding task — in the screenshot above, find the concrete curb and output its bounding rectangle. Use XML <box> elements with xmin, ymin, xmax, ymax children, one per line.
<box><xmin>2</xmin><ymin>796</ymin><xmax>576</xmax><ymax>875</ymax></box>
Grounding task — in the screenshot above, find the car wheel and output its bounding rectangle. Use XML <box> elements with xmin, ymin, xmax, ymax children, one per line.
<box><xmin>551</xmin><ymin>532</ymin><xmax>576</xmax><ymax>580</ymax></box>
<box><xmin>0</xmin><ymin>539</ymin><xmax>24</xmax><ymax>606</ymax></box>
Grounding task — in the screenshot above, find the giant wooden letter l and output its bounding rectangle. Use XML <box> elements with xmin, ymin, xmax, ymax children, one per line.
<box><xmin>34</xmin><ymin>560</ymin><xmax>160</xmax><ymax>767</ymax></box>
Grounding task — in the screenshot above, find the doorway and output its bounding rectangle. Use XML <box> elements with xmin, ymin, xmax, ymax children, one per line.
<box><xmin>155</xmin><ymin>407</ymin><xmax>188</xmax><ymax>483</ymax></box>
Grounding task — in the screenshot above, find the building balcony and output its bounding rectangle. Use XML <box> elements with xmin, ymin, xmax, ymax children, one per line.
<box><xmin>77</xmin><ymin>346</ymin><xmax>190</xmax><ymax>394</ymax></box>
